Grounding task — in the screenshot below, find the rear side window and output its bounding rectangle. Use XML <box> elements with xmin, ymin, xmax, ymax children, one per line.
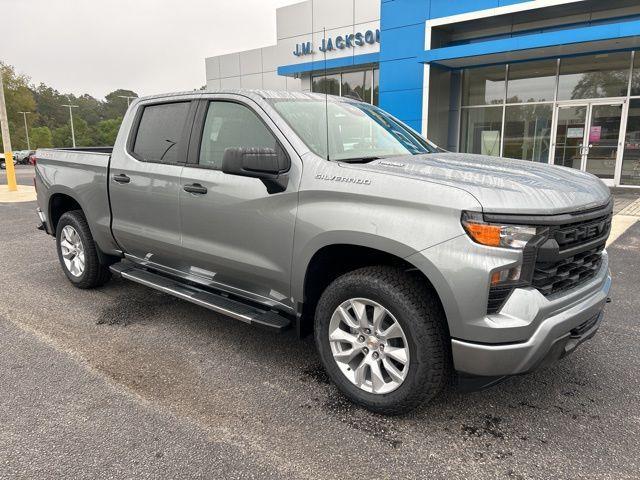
<box><xmin>133</xmin><ymin>102</ymin><xmax>190</xmax><ymax>163</ymax></box>
<box><xmin>199</xmin><ymin>102</ymin><xmax>278</xmax><ymax>169</ymax></box>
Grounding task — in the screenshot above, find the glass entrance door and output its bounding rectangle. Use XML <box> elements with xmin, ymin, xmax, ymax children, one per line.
<box><xmin>552</xmin><ymin>102</ymin><xmax>624</xmax><ymax>185</ymax></box>
<box><xmin>553</xmin><ymin>105</ymin><xmax>588</xmax><ymax>171</ymax></box>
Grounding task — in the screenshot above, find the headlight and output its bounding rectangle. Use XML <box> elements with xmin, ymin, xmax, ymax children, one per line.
<box><xmin>461</xmin><ymin>211</ymin><xmax>539</xmax><ymax>250</ymax></box>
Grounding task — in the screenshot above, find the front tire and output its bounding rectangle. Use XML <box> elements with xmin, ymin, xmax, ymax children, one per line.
<box><xmin>55</xmin><ymin>210</ymin><xmax>111</xmax><ymax>289</ymax></box>
<box><xmin>314</xmin><ymin>266</ymin><xmax>449</xmax><ymax>415</ymax></box>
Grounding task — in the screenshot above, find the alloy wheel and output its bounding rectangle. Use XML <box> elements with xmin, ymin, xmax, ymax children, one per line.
<box><xmin>328</xmin><ymin>298</ymin><xmax>410</xmax><ymax>394</ymax></box>
<box><xmin>60</xmin><ymin>225</ymin><xmax>86</xmax><ymax>277</ymax></box>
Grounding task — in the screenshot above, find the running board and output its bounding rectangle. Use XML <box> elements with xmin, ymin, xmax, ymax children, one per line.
<box><xmin>109</xmin><ymin>262</ymin><xmax>291</xmax><ymax>332</ymax></box>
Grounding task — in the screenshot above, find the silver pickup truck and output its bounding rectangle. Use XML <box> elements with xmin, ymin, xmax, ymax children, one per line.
<box><xmin>35</xmin><ymin>90</ymin><xmax>612</xmax><ymax>414</ymax></box>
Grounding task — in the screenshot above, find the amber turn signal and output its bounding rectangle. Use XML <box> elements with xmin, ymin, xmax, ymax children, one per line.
<box><xmin>463</xmin><ymin>222</ymin><xmax>501</xmax><ymax>247</ymax></box>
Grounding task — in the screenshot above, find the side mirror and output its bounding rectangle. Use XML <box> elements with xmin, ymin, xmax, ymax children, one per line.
<box><xmin>221</xmin><ymin>146</ymin><xmax>291</xmax><ymax>193</ymax></box>
<box><xmin>222</xmin><ymin>146</ymin><xmax>290</xmax><ymax>179</ymax></box>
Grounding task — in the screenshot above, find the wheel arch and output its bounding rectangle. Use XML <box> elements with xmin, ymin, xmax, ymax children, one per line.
<box><xmin>48</xmin><ymin>189</ymin><xmax>84</xmax><ymax>236</ymax></box>
<box><xmin>295</xmin><ymin>238</ymin><xmax>452</xmax><ymax>338</ymax></box>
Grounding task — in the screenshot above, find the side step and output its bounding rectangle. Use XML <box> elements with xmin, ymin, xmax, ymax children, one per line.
<box><xmin>110</xmin><ymin>262</ymin><xmax>291</xmax><ymax>332</ymax></box>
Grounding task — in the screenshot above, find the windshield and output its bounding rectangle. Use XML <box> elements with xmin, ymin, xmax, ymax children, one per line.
<box><xmin>268</xmin><ymin>98</ymin><xmax>440</xmax><ymax>161</ymax></box>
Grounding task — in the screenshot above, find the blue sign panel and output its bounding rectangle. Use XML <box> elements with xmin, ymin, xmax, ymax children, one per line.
<box><xmin>293</xmin><ymin>29</ymin><xmax>380</xmax><ymax>57</ymax></box>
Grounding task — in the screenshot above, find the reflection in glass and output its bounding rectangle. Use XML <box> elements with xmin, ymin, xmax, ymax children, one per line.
<box><xmin>311</xmin><ymin>74</ymin><xmax>340</xmax><ymax>96</ymax></box>
<box><xmin>462</xmin><ymin>65</ymin><xmax>506</xmax><ymax>106</ymax></box>
<box><xmin>553</xmin><ymin>106</ymin><xmax>587</xmax><ymax>170</ymax></box>
<box><xmin>460</xmin><ymin>106</ymin><xmax>503</xmax><ymax>155</ymax></box>
<box><xmin>585</xmin><ymin>104</ymin><xmax>622</xmax><ymax>179</ymax></box>
<box><xmin>631</xmin><ymin>52</ymin><xmax>640</xmax><ymax>96</ymax></box>
<box><xmin>341</xmin><ymin>70</ymin><xmax>372</xmax><ymax>103</ymax></box>
<box><xmin>503</xmin><ymin>104</ymin><xmax>552</xmax><ymax>162</ymax></box>
<box><xmin>507</xmin><ymin>60</ymin><xmax>557</xmax><ymax>103</ymax></box>
<box><xmin>621</xmin><ymin>99</ymin><xmax>640</xmax><ymax>185</ymax></box>
<box><xmin>557</xmin><ymin>52</ymin><xmax>631</xmax><ymax>100</ymax></box>
<box><xmin>373</xmin><ymin>69</ymin><xmax>379</xmax><ymax>106</ymax></box>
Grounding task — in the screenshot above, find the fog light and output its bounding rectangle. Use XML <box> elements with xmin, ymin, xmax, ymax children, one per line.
<box><xmin>490</xmin><ymin>265</ymin><xmax>522</xmax><ymax>286</ymax></box>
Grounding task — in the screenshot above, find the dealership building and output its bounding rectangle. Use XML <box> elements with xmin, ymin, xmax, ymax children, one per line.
<box><xmin>205</xmin><ymin>0</ymin><xmax>640</xmax><ymax>187</ymax></box>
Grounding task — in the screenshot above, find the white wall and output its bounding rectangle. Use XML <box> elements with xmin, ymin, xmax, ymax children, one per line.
<box><xmin>206</xmin><ymin>45</ymin><xmax>303</xmax><ymax>91</ymax></box>
<box><xmin>205</xmin><ymin>0</ymin><xmax>380</xmax><ymax>91</ymax></box>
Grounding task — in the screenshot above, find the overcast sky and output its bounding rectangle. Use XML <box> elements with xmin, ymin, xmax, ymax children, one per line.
<box><xmin>2</xmin><ymin>0</ymin><xmax>299</xmax><ymax>100</ymax></box>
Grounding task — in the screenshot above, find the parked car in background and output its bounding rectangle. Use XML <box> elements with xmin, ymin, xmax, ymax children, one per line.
<box><xmin>0</xmin><ymin>153</ymin><xmax>17</xmax><ymax>170</ymax></box>
<box><xmin>15</xmin><ymin>150</ymin><xmax>36</xmax><ymax>165</ymax></box>
<box><xmin>28</xmin><ymin>152</ymin><xmax>37</xmax><ymax>166</ymax></box>
<box><xmin>34</xmin><ymin>90</ymin><xmax>612</xmax><ymax>414</ymax></box>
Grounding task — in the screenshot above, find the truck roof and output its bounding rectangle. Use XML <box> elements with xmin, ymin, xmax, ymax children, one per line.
<box><xmin>134</xmin><ymin>89</ymin><xmax>362</xmax><ymax>105</ymax></box>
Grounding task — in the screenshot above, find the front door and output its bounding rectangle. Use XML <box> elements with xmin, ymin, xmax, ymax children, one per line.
<box><xmin>178</xmin><ymin>97</ymin><xmax>300</xmax><ymax>310</ymax></box>
<box><xmin>552</xmin><ymin>101</ymin><xmax>625</xmax><ymax>186</ymax></box>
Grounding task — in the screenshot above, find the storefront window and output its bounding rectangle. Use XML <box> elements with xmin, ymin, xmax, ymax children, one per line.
<box><xmin>373</xmin><ymin>69</ymin><xmax>379</xmax><ymax>106</ymax></box>
<box><xmin>460</xmin><ymin>106</ymin><xmax>503</xmax><ymax>156</ymax></box>
<box><xmin>631</xmin><ymin>52</ymin><xmax>640</xmax><ymax>97</ymax></box>
<box><xmin>507</xmin><ymin>60</ymin><xmax>557</xmax><ymax>103</ymax></box>
<box><xmin>503</xmin><ymin>104</ymin><xmax>552</xmax><ymax>162</ymax></box>
<box><xmin>462</xmin><ymin>65</ymin><xmax>506</xmax><ymax>106</ymax></box>
<box><xmin>341</xmin><ymin>70</ymin><xmax>372</xmax><ymax>103</ymax></box>
<box><xmin>311</xmin><ymin>68</ymin><xmax>379</xmax><ymax>105</ymax></box>
<box><xmin>621</xmin><ymin>99</ymin><xmax>640</xmax><ymax>186</ymax></box>
<box><xmin>312</xmin><ymin>74</ymin><xmax>340</xmax><ymax>96</ymax></box>
<box><xmin>557</xmin><ymin>52</ymin><xmax>631</xmax><ymax>100</ymax></box>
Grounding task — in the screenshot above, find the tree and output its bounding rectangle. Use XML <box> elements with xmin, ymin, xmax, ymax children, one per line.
<box><xmin>30</xmin><ymin>126</ymin><xmax>53</xmax><ymax>148</ymax></box>
<box><xmin>75</xmin><ymin>93</ymin><xmax>104</xmax><ymax>126</ymax></box>
<box><xmin>1</xmin><ymin>62</ymin><xmax>139</xmax><ymax>149</ymax></box>
<box><xmin>104</xmin><ymin>89</ymin><xmax>138</xmax><ymax>119</ymax></box>
<box><xmin>94</xmin><ymin>118</ymin><xmax>122</xmax><ymax>146</ymax></box>
<box><xmin>0</xmin><ymin>63</ymin><xmax>37</xmax><ymax>151</ymax></box>
<box><xmin>32</xmin><ymin>83</ymin><xmax>71</xmax><ymax>129</ymax></box>
<box><xmin>52</xmin><ymin>117</ymin><xmax>94</xmax><ymax>147</ymax></box>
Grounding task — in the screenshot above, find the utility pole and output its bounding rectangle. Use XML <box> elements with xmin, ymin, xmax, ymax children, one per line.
<box><xmin>117</xmin><ymin>95</ymin><xmax>136</xmax><ymax>108</ymax></box>
<box><xmin>62</xmin><ymin>103</ymin><xmax>79</xmax><ymax>148</ymax></box>
<box><xmin>18</xmin><ymin>111</ymin><xmax>31</xmax><ymax>150</ymax></box>
<box><xmin>0</xmin><ymin>72</ymin><xmax>17</xmax><ymax>191</ymax></box>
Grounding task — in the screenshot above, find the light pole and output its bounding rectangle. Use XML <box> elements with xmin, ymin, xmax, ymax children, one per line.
<box><xmin>18</xmin><ymin>111</ymin><xmax>31</xmax><ymax>150</ymax></box>
<box><xmin>117</xmin><ymin>95</ymin><xmax>136</xmax><ymax>108</ymax></box>
<box><xmin>62</xmin><ymin>103</ymin><xmax>79</xmax><ymax>147</ymax></box>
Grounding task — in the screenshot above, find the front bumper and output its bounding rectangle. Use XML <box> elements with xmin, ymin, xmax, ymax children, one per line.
<box><xmin>451</xmin><ymin>272</ymin><xmax>611</xmax><ymax>377</ymax></box>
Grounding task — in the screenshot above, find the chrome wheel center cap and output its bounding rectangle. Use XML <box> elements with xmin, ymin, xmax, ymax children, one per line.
<box><xmin>366</xmin><ymin>336</ymin><xmax>380</xmax><ymax>350</ymax></box>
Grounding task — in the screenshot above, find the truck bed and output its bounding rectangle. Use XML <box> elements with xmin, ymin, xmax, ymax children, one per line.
<box><xmin>35</xmin><ymin>147</ymin><xmax>119</xmax><ymax>255</ymax></box>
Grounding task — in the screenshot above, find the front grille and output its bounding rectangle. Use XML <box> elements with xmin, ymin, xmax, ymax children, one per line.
<box><xmin>551</xmin><ymin>214</ymin><xmax>612</xmax><ymax>250</ymax></box>
<box><xmin>486</xmin><ymin>203</ymin><xmax>611</xmax><ymax>314</ymax></box>
<box><xmin>532</xmin><ymin>244</ymin><xmax>604</xmax><ymax>296</ymax></box>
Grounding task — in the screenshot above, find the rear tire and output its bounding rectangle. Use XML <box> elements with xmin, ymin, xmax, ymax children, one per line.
<box><xmin>314</xmin><ymin>266</ymin><xmax>449</xmax><ymax>415</ymax></box>
<box><xmin>55</xmin><ymin>210</ymin><xmax>111</xmax><ymax>289</ymax></box>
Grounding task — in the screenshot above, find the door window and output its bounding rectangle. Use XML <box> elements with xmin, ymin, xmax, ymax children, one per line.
<box><xmin>584</xmin><ymin>104</ymin><xmax>622</xmax><ymax>180</ymax></box>
<box><xmin>132</xmin><ymin>102</ymin><xmax>191</xmax><ymax>163</ymax></box>
<box><xmin>553</xmin><ymin>106</ymin><xmax>587</xmax><ymax>170</ymax></box>
<box><xmin>199</xmin><ymin>102</ymin><xmax>278</xmax><ymax>169</ymax></box>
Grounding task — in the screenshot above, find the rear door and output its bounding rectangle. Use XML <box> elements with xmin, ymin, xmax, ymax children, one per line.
<box><xmin>110</xmin><ymin>98</ymin><xmax>197</xmax><ymax>270</ymax></box>
<box><xmin>178</xmin><ymin>95</ymin><xmax>301</xmax><ymax>309</ymax></box>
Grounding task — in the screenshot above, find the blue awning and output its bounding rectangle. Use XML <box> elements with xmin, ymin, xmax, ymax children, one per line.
<box><xmin>277</xmin><ymin>52</ymin><xmax>379</xmax><ymax>77</ymax></box>
<box><xmin>421</xmin><ymin>18</ymin><xmax>640</xmax><ymax>68</ymax></box>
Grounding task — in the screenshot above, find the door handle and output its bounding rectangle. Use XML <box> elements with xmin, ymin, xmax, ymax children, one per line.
<box><xmin>183</xmin><ymin>183</ymin><xmax>208</xmax><ymax>195</ymax></box>
<box><xmin>113</xmin><ymin>173</ymin><xmax>130</xmax><ymax>184</ymax></box>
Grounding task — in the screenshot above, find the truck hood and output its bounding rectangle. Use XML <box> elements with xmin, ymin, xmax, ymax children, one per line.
<box><xmin>348</xmin><ymin>152</ymin><xmax>611</xmax><ymax>215</ymax></box>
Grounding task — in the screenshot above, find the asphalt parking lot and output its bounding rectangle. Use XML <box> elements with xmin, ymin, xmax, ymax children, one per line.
<box><xmin>1</xmin><ymin>166</ymin><xmax>639</xmax><ymax>479</ymax></box>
